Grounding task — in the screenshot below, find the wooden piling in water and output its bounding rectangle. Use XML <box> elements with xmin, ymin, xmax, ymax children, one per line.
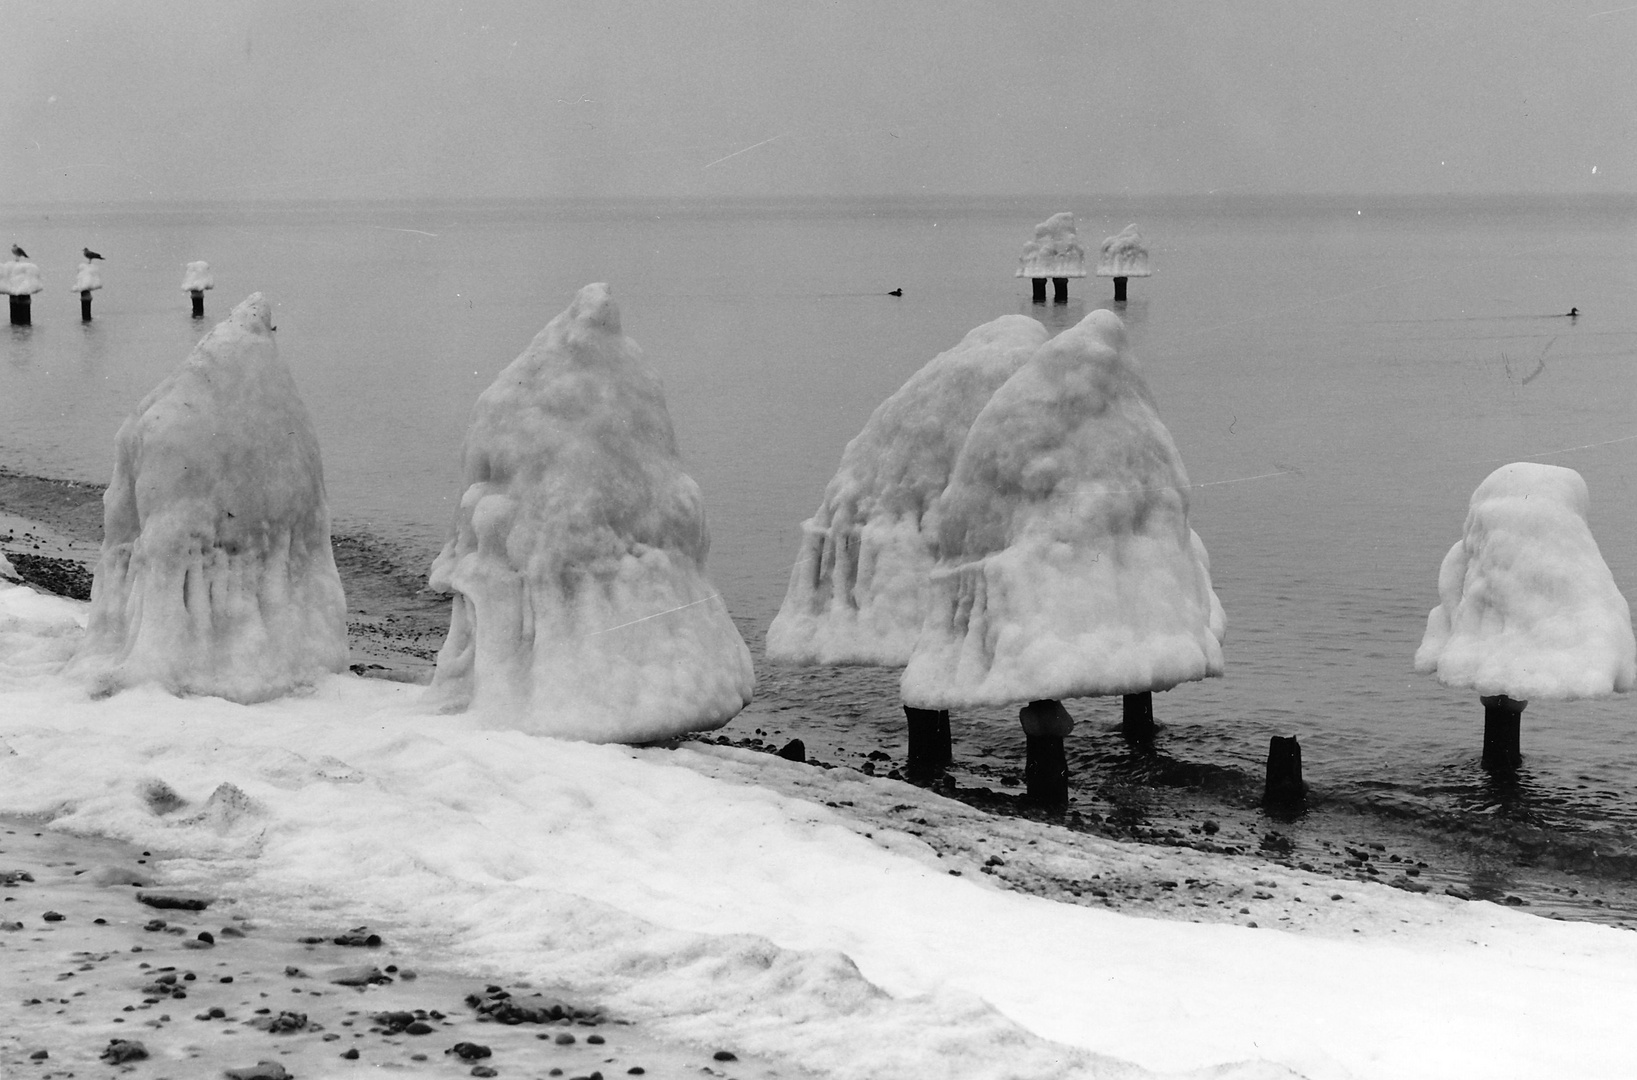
<box><xmin>1262</xmin><ymin>735</ymin><xmax>1306</xmax><ymax>812</ymax></box>
<box><xmin>1480</xmin><ymin>695</ymin><xmax>1525</xmax><ymax>771</ymax></box>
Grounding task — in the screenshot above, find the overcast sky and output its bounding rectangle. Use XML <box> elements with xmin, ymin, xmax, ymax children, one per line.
<box><xmin>4</xmin><ymin>0</ymin><xmax>1634</xmax><ymax>203</ymax></box>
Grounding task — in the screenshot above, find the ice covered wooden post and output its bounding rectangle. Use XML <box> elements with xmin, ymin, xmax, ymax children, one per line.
<box><xmin>902</xmin><ymin>310</ymin><xmax>1226</xmax><ymax>809</ymax></box>
<box><xmin>66</xmin><ymin>293</ymin><xmax>349</xmax><ymax>702</ymax></box>
<box><xmin>428</xmin><ymin>283</ymin><xmax>754</xmax><ymax>743</ymax></box>
<box><xmin>1263</xmin><ymin>735</ymin><xmax>1306</xmax><ymax>813</ymax></box>
<box><xmin>1415</xmin><ymin>463</ymin><xmax>1636</xmax><ymax>771</ymax></box>
<box><xmin>74</xmin><ymin>262</ymin><xmax>102</xmax><ymax>321</ymax></box>
<box><xmin>1096</xmin><ymin>224</ymin><xmax>1151</xmax><ymax>303</ymax></box>
<box><xmin>3</xmin><ymin>260</ymin><xmax>43</xmax><ymax>326</ymax></box>
<box><xmin>767</xmin><ymin>314</ymin><xmax>1050</xmax><ymax>776</ymax></box>
<box><xmin>181</xmin><ymin>261</ymin><xmax>213</xmax><ymax>318</ymax></box>
<box><xmin>1015</xmin><ymin>212</ymin><xmax>1086</xmax><ymax>305</ymax></box>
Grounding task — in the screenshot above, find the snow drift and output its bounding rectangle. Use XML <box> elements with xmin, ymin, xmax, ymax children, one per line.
<box><xmin>1415</xmin><ymin>462</ymin><xmax>1636</xmax><ymax>701</ymax></box>
<box><xmin>428</xmin><ymin>283</ymin><xmax>753</xmax><ymax>742</ymax></box>
<box><xmin>901</xmin><ymin>310</ymin><xmax>1224</xmax><ymax>709</ymax></box>
<box><xmin>66</xmin><ymin>293</ymin><xmax>348</xmax><ymax>703</ymax></box>
<box><xmin>767</xmin><ymin>314</ymin><xmax>1050</xmax><ymax>665</ymax></box>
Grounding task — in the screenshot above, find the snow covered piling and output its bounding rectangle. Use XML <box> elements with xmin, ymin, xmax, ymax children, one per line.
<box><xmin>902</xmin><ymin>310</ymin><xmax>1225</xmax><ymax>800</ymax></box>
<box><xmin>1262</xmin><ymin>735</ymin><xmax>1306</xmax><ymax>813</ymax></box>
<box><xmin>1096</xmin><ymin>224</ymin><xmax>1151</xmax><ymax>303</ymax></box>
<box><xmin>428</xmin><ymin>283</ymin><xmax>753</xmax><ymax>743</ymax></box>
<box><xmin>2</xmin><ymin>260</ymin><xmax>43</xmax><ymax>325</ymax></box>
<box><xmin>181</xmin><ymin>261</ymin><xmax>213</xmax><ymax>318</ymax></box>
<box><xmin>1015</xmin><ymin>212</ymin><xmax>1085</xmax><ymax>305</ymax></box>
<box><xmin>1415</xmin><ymin>462</ymin><xmax>1635</xmax><ymax>770</ymax></box>
<box><xmin>67</xmin><ymin>293</ymin><xmax>349</xmax><ymax>703</ymax></box>
<box><xmin>74</xmin><ymin>261</ymin><xmax>102</xmax><ymax>321</ymax></box>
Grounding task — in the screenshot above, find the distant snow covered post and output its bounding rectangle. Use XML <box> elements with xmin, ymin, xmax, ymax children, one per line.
<box><xmin>67</xmin><ymin>293</ymin><xmax>349</xmax><ymax>703</ymax></box>
<box><xmin>74</xmin><ymin>262</ymin><xmax>102</xmax><ymax>321</ymax></box>
<box><xmin>1415</xmin><ymin>462</ymin><xmax>1635</xmax><ymax>771</ymax></box>
<box><xmin>902</xmin><ymin>310</ymin><xmax>1226</xmax><ymax>808</ymax></box>
<box><xmin>1096</xmin><ymin>224</ymin><xmax>1151</xmax><ymax>303</ymax></box>
<box><xmin>767</xmin><ymin>314</ymin><xmax>1050</xmax><ymax>775</ymax></box>
<box><xmin>3</xmin><ymin>260</ymin><xmax>43</xmax><ymax>325</ymax></box>
<box><xmin>428</xmin><ymin>283</ymin><xmax>754</xmax><ymax>743</ymax></box>
<box><xmin>1015</xmin><ymin>212</ymin><xmax>1086</xmax><ymax>304</ymax></box>
<box><xmin>181</xmin><ymin>261</ymin><xmax>213</xmax><ymax>318</ymax></box>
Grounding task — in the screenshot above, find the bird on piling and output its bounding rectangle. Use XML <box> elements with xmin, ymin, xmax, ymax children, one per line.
<box><xmin>9</xmin><ymin>244</ymin><xmax>26</xmax><ymax>258</ymax></box>
<box><xmin>83</xmin><ymin>247</ymin><xmax>104</xmax><ymax>261</ymax></box>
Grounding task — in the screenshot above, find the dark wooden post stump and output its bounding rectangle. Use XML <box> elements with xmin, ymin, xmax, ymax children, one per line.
<box><xmin>9</xmin><ymin>294</ymin><xmax>31</xmax><ymax>326</ymax></box>
<box><xmin>1030</xmin><ymin>277</ymin><xmax>1047</xmax><ymax>304</ymax></box>
<box><xmin>1121</xmin><ymin>691</ymin><xmax>1156</xmax><ymax>748</ymax></box>
<box><xmin>904</xmin><ymin>706</ymin><xmax>952</xmax><ymax>776</ymax></box>
<box><xmin>1263</xmin><ymin>735</ymin><xmax>1306</xmax><ymax>812</ymax></box>
<box><xmin>190</xmin><ymin>290</ymin><xmax>205</xmax><ymax>318</ymax></box>
<box><xmin>1052</xmin><ymin>277</ymin><xmax>1068</xmax><ymax>303</ymax></box>
<box><xmin>80</xmin><ymin>290</ymin><xmax>93</xmax><ymax>321</ymax></box>
<box><xmin>1480</xmin><ymin>695</ymin><xmax>1525</xmax><ymax>771</ymax></box>
<box><xmin>1019</xmin><ymin>699</ymin><xmax>1073</xmax><ymax>809</ymax></box>
<box><xmin>1113</xmin><ymin>276</ymin><xmax>1128</xmax><ymax>302</ymax></box>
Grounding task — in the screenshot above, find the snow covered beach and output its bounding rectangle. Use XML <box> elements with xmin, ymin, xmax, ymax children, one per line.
<box><xmin>5</xmin><ymin>565</ymin><xmax>1637</xmax><ymax>1080</ymax></box>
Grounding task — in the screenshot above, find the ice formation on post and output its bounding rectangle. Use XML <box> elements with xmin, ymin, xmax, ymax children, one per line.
<box><xmin>0</xmin><ymin>260</ymin><xmax>43</xmax><ymax>295</ymax></box>
<box><xmin>428</xmin><ymin>283</ymin><xmax>753</xmax><ymax>743</ymax></box>
<box><xmin>73</xmin><ymin>262</ymin><xmax>103</xmax><ymax>292</ymax></box>
<box><xmin>767</xmin><ymin>315</ymin><xmax>1050</xmax><ymax>665</ymax></box>
<box><xmin>901</xmin><ymin>310</ymin><xmax>1225</xmax><ymax>710</ymax></box>
<box><xmin>1414</xmin><ymin>462</ymin><xmax>1635</xmax><ymax>701</ymax></box>
<box><xmin>1014</xmin><ymin>212</ymin><xmax>1087</xmax><ymax>279</ymax></box>
<box><xmin>68</xmin><ymin>293</ymin><xmax>348</xmax><ymax>703</ymax></box>
<box><xmin>1096</xmin><ymin>224</ymin><xmax>1151</xmax><ymax>278</ymax></box>
<box><xmin>181</xmin><ymin>262</ymin><xmax>213</xmax><ymax>292</ymax></box>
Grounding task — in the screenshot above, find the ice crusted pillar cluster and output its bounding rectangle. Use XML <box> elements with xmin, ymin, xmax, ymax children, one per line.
<box><xmin>428</xmin><ymin>283</ymin><xmax>753</xmax><ymax>743</ymax></box>
<box><xmin>1415</xmin><ymin>462</ymin><xmax>1635</xmax><ymax>770</ymax></box>
<box><xmin>901</xmin><ymin>310</ymin><xmax>1226</xmax><ymax>804</ymax></box>
<box><xmin>767</xmin><ymin>314</ymin><xmax>1049</xmax><ymax>773</ymax></box>
<box><xmin>69</xmin><ymin>294</ymin><xmax>348</xmax><ymax>702</ymax></box>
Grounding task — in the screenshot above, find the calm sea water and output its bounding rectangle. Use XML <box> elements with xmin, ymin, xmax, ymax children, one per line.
<box><xmin>4</xmin><ymin>195</ymin><xmax>1637</xmax><ymax>884</ymax></box>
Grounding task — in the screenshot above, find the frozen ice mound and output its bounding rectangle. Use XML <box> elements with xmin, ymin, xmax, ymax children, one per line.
<box><xmin>767</xmin><ymin>314</ymin><xmax>1050</xmax><ymax>666</ymax></box>
<box><xmin>0</xmin><ymin>261</ymin><xmax>44</xmax><ymax>296</ymax></box>
<box><xmin>1415</xmin><ymin>462</ymin><xmax>1636</xmax><ymax>701</ymax></box>
<box><xmin>428</xmin><ymin>282</ymin><xmax>754</xmax><ymax>743</ymax></box>
<box><xmin>901</xmin><ymin>310</ymin><xmax>1225</xmax><ymax>710</ymax></box>
<box><xmin>73</xmin><ymin>262</ymin><xmax>102</xmax><ymax>292</ymax></box>
<box><xmin>67</xmin><ymin>293</ymin><xmax>348</xmax><ymax>703</ymax></box>
<box><xmin>181</xmin><ymin>261</ymin><xmax>213</xmax><ymax>291</ymax></box>
<box><xmin>1096</xmin><ymin>224</ymin><xmax>1151</xmax><ymax>278</ymax></box>
<box><xmin>1015</xmin><ymin>211</ymin><xmax>1087</xmax><ymax>279</ymax></box>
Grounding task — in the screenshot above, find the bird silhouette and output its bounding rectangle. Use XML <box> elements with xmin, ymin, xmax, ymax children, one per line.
<box><xmin>888</xmin><ymin>287</ymin><xmax>903</xmax><ymax>297</ymax></box>
<box><xmin>83</xmin><ymin>247</ymin><xmax>104</xmax><ymax>261</ymax></box>
<box><xmin>9</xmin><ymin>244</ymin><xmax>26</xmax><ymax>259</ymax></box>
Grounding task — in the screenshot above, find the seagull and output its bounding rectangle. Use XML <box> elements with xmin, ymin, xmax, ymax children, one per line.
<box><xmin>9</xmin><ymin>244</ymin><xmax>26</xmax><ymax>258</ymax></box>
<box><xmin>83</xmin><ymin>247</ymin><xmax>103</xmax><ymax>261</ymax></box>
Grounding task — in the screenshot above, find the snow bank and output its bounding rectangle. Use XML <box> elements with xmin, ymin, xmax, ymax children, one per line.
<box><xmin>1015</xmin><ymin>212</ymin><xmax>1087</xmax><ymax>279</ymax></box>
<box><xmin>3</xmin><ymin>578</ymin><xmax>1637</xmax><ymax>1080</ymax></box>
<box><xmin>1415</xmin><ymin>462</ymin><xmax>1636</xmax><ymax>700</ymax></box>
<box><xmin>1096</xmin><ymin>224</ymin><xmax>1151</xmax><ymax>278</ymax></box>
<box><xmin>428</xmin><ymin>283</ymin><xmax>753</xmax><ymax>743</ymax></box>
<box><xmin>0</xmin><ymin>260</ymin><xmax>44</xmax><ymax>296</ymax></box>
<box><xmin>180</xmin><ymin>261</ymin><xmax>213</xmax><ymax>291</ymax></box>
<box><xmin>65</xmin><ymin>293</ymin><xmax>348</xmax><ymax>704</ymax></box>
<box><xmin>902</xmin><ymin>310</ymin><xmax>1224</xmax><ymax>709</ymax></box>
<box><xmin>72</xmin><ymin>262</ymin><xmax>102</xmax><ymax>292</ymax></box>
<box><xmin>767</xmin><ymin>314</ymin><xmax>1049</xmax><ymax>665</ymax></box>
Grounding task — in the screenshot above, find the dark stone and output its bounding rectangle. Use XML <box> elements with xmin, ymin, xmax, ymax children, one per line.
<box><xmin>472</xmin><ymin>1068</ymin><xmax>499</xmax><ymax>1078</ymax></box>
<box><xmin>136</xmin><ymin>891</ymin><xmax>213</xmax><ymax>911</ymax></box>
<box><xmin>342</xmin><ymin>1048</ymin><xmax>360</xmax><ymax>1059</ymax></box>
<box><xmin>29</xmin><ymin>1050</ymin><xmax>47</xmax><ymax>1060</ymax></box>
<box><xmin>406</xmin><ymin>1021</ymin><xmax>435</xmax><ymax>1035</ymax></box>
<box><xmin>100</xmin><ymin>1039</ymin><xmax>149</xmax><ymax>1064</ymax></box>
<box><xmin>42</xmin><ymin>910</ymin><xmax>64</xmax><ymax>921</ymax></box>
<box><xmin>449</xmin><ymin>1042</ymin><xmax>493</xmax><ymax>1060</ymax></box>
<box><xmin>333</xmin><ymin>925</ymin><xmax>382</xmax><ymax>946</ymax></box>
<box><xmin>714</xmin><ymin>1050</ymin><xmax>739</xmax><ymax>1062</ymax></box>
<box><xmin>776</xmin><ymin>738</ymin><xmax>806</xmax><ymax>763</ymax></box>
<box><xmin>224</xmin><ymin>1063</ymin><xmax>290</xmax><ymax>1080</ymax></box>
